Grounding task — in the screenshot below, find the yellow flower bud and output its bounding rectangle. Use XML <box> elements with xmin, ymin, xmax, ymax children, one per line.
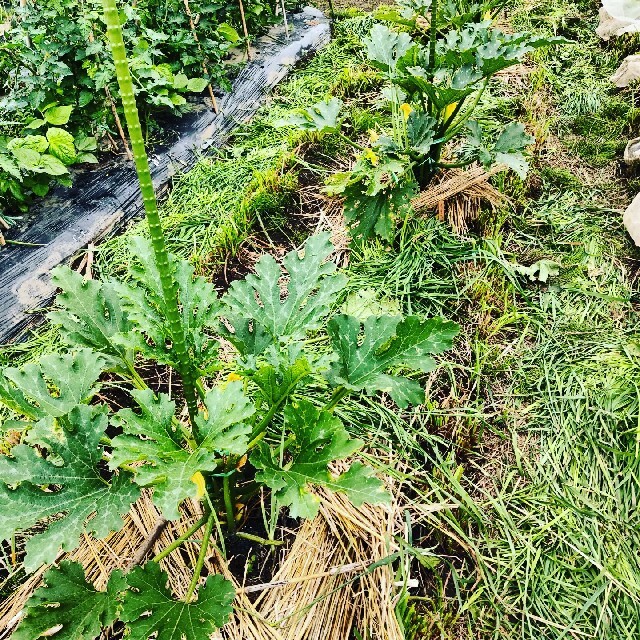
<box><xmin>444</xmin><ymin>102</ymin><xmax>458</xmax><ymax>120</ymax></box>
<box><xmin>369</xmin><ymin>129</ymin><xmax>380</xmax><ymax>144</ymax></box>
<box><xmin>364</xmin><ymin>148</ymin><xmax>379</xmax><ymax>166</ymax></box>
<box><xmin>400</xmin><ymin>103</ymin><xmax>413</xmax><ymax>120</ymax></box>
<box><xmin>191</xmin><ymin>471</ymin><xmax>206</xmax><ymax>500</ymax></box>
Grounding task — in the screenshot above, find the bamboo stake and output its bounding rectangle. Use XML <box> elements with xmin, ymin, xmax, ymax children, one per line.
<box><xmin>182</xmin><ymin>0</ymin><xmax>219</xmax><ymax>113</ymax></box>
<box><xmin>281</xmin><ymin>0</ymin><xmax>289</xmax><ymax>39</ymax></box>
<box><xmin>19</xmin><ymin>0</ymin><xmax>31</xmax><ymax>47</ymax></box>
<box><xmin>237</xmin><ymin>0</ymin><xmax>252</xmax><ymax>61</ymax></box>
<box><xmin>106</xmin><ymin>85</ymin><xmax>133</xmax><ymax>160</ymax></box>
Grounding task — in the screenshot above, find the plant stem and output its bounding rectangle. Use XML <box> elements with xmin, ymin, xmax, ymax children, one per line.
<box><xmin>101</xmin><ymin>0</ymin><xmax>199</xmax><ymax>425</ymax></box>
<box><xmin>185</xmin><ymin>512</ymin><xmax>215</xmax><ymax>601</ymax></box>
<box><xmin>223</xmin><ymin>473</ymin><xmax>236</xmax><ymax>535</ymax></box>
<box><xmin>236</xmin><ymin>532</ymin><xmax>284</xmax><ymax>546</ymax></box>
<box><xmin>436</xmin><ymin>160</ymin><xmax>473</xmax><ymax>169</ymax></box>
<box><xmin>337</xmin><ymin>132</ymin><xmax>366</xmax><ymax>152</ymax></box>
<box><xmin>428</xmin><ymin>0</ymin><xmax>438</xmax><ymax>81</ymax></box>
<box><xmin>152</xmin><ymin>514</ymin><xmax>208</xmax><ymax>563</ymax></box>
<box><xmin>324</xmin><ymin>386</ymin><xmax>348</xmax><ymax>412</ymax></box>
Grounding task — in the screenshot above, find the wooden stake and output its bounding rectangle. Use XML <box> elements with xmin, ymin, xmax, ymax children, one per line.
<box><xmin>238</xmin><ymin>0</ymin><xmax>252</xmax><ymax>61</ymax></box>
<box><xmin>19</xmin><ymin>0</ymin><xmax>31</xmax><ymax>47</ymax></box>
<box><xmin>281</xmin><ymin>0</ymin><xmax>289</xmax><ymax>39</ymax></box>
<box><xmin>105</xmin><ymin>85</ymin><xmax>133</xmax><ymax>160</ymax></box>
<box><xmin>183</xmin><ymin>0</ymin><xmax>219</xmax><ymax>113</ymax></box>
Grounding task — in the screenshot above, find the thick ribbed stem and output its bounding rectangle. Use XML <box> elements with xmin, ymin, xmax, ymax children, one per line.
<box><xmin>101</xmin><ymin>0</ymin><xmax>198</xmax><ymax>424</ymax></box>
<box><xmin>428</xmin><ymin>0</ymin><xmax>438</xmax><ymax>81</ymax></box>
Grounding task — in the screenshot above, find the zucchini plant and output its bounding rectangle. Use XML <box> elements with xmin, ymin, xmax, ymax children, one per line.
<box><xmin>0</xmin><ymin>1</ymin><xmax>459</xmax><ymax>638</ymax></box>
<box><xmin>278</xmin><ymin>1</ymin><xmax>566</xmax><ymax>242</ymax></box>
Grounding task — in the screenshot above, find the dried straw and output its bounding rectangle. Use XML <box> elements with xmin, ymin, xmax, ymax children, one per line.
<box><xmin>411</xmin><ymin>164</ymin><xmax>506</xmax><ymax>234</ymax></box>
<box><xmin>1</xmin><ymin>478</ymin><xmax>405</xmax><ymax>640</ymax></box>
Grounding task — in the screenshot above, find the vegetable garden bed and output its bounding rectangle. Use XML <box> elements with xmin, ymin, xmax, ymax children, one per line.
<box><xmin>0</xmin><ymin>7</ymin><xmax>329</xmax><ymax>343</ymax></box>
<box><xmin>2</xmin><ymin>0</ymin><xmax>640</xmax><ymax>639</ymax></box>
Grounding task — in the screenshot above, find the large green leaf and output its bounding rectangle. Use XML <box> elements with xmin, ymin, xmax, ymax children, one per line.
<box><xmin>275</xmin><ymin>98</ymin><xmax>343</xmax><ymax>134</ymax></box>
<box><xmin>121</xmin><ymin>563</ymin><xmax>235</xmax><ymax>640</ymax></box>
<box><xmin>110</xmin><ymin>390</ymin><xmax>214</xmax><ymax>520</ymax></box>
<box><xmin>193</xmin><ymin>381</ymin><xmax>254</xmax><ymax>454</ymax></box>
<box><xmin>0</xmin><ymin>405</ymin><xmax>139</xmax><ymax>572</ymax></box>
<box><xmin>113</xmin><ymin>237</ymin><xmax>220</xmax><ymax>374</ymax></box>
<box><xmin>221</xmin><ymin>233</ymin><xmax>346</xmax><ymax>357</ymax></box>
<box><xmin>326</xmin><ymin>168</ymin><xmax>416</xmax><ymax>242</ymax></box>
<box><xmin>326</xmin><ymin>314</ymin><xmax>459</xmax><ymax>408</ymax></box>
<box><xmin>48</xmin><ymin>266</ymin><xmax>132</xmax><ymax>370</ymax></box>
<box><xmin>46</xmin><ymin>127</ymin><xmax>76</xmax><ymax>165</ymax></box>
<box><xmin>406</xmin><ymin>112</ymin><xmax>438</xmax><ymax>155</ymax></box>
<box><xmin>12</xmin><ymin>561</ymin><xmax>126</xmax><ymax>640</ymax></box>
<box><xmin>0</xmin><ymin>349</ymin><xmax>105</xmax><ymax>419</ymax></box>
<box><xmin>111</xmin><ymin>383</ymin><xmax>253</xmax><ymax>519</ymax></box>
<box><xmin>364</xmin><ymin>24</ymin><xmax>415</xmax><ymax>74</ymax></box>
<box><xmin>252</xmin><ymin>399</ymin><xmax>389</xmax><ymax>519</ymax></box>
<box><xmin>44</xmin><ymin>105</ymin><xmax>74</xmax><ymax>126</ymax></box>
<box><xmin>465</xmin><ymin>120</ymin><xmax>533</xmax><ymax>178</ymax></box>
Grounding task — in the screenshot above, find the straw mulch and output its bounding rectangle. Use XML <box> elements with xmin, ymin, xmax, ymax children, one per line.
<box><xmin>410</xmin><ymin>164</ymin><xmax>506</xmax><ymax>234</ymax></box>
<box><xmin>0</xmin><ymin>480</ymin><xmax>405</xmax><ymax>640</ymax></box>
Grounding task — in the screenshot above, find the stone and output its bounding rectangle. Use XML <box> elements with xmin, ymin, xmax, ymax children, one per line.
<box><xmin>624</xmin><ymin>137</ymin><xmax>640</xmax><ymax>165</ymax></box>
<box><xmin>611</xmin><ymin>54</ymin><xmax>640</xmax><ymax>87</ymax></box>
<box><xmin>623</xmin><ymin>192</ymin><xmax>640</xmax><ymax>246</ymax></box>
<box><xmin>596</xmin><ymin>3</ymin><xmax>640</xmax><ymax>40</ymax></box>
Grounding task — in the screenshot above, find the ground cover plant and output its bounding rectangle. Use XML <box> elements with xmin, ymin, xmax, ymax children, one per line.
<box><xmin>0</xmin><ymin>0</ymin><xmax>275</xmax><ymax>221</ymax></box>
<box><xmin>0</xmin><ymin>2</ymin><xmax>459</xmax><ymax>637</ymax></box>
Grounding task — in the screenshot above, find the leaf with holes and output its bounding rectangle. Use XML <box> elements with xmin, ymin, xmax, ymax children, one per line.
<box><xmin>113</xmin><ymin>237</ymin><xmax>220</xmax><ymax>375</ymax></box>
<box><xmin>121</xmin><ymin>563</ymin><xmax>235</xmax><ymax>640</ymax></box>
<box><xmin>221</xmin><ymin>233</ymin><xmax>347</xmax><ymax>357</ymax></box>
<box><xmin>326</xmin><ymin>314</ymin><xmax>459</xmax><ymax>408</ymax></box>
<box><xmin>0</xmin><ymin>349</ymin><xmax>105</xmax><ymax>419</ymax></box>
<box><xmin>12</xmin><ymin>561</ymin><xmax>126</xmax><ymax>640</ymax></box>
<box><xmin>365</xmin><ymin>24</ymin><xmax>415</xmax><ymax>74</ymax></box>
<box><xmin>48</xmin><ymin>266</ymin><xmax>132</xmax><ymax>371</ymax></box>
<box><xmin>111</xmin><ymin>383</ymin><xmax>253</xmax><ymax>520</ymax></box>
<box><xmin>0</xmin><ymin>405</ymin><xmax>139</xmax><ymax>572</ymax></box>
<box><xmin>252</xmin><ymin>400</ymin><xmax>389</xmax><ymax>519</ymax></box>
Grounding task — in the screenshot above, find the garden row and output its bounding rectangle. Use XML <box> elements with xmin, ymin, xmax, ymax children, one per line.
<box><xmin>2</xmin><ymin>0</ymin><xmax>639</xmax><ymax>638</ymax></box>
<box><xmin>0</xmin><ymin>0</ymin><xmax>290</xmax><ymax>226</ymax></box>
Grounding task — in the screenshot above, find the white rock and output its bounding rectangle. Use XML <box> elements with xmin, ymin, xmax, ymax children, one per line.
<box><xmin>597</xmin><ymin>6</ymin><xmax>640</xmax><ymax>40</ymax></box>
<box><xmin>623</xmin><ymin>192</ymin><xmax>640</xmax><ymax>246</ymax></box>
<box><xmin>602</xmin><ymin>0</ymin><xmax>640</xmax><ymax>21</ymax></box>
<box><xmin>625</xmin><ymin>137</ymin><xmax>640</xmax><ymax>164</ymax></box>
<box><xmin>611</xmin><ymin>54</ymin><xmax>640</xmax><ymax>87</ymax></box>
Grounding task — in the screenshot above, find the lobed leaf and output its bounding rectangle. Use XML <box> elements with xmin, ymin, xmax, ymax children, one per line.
<box><xmin>48</xmin><ymin>266</ymin><xmax>132</xmax><ymax>370</ymax></box>
<box><xmin>112</xmin><ymin>383</ymin><xmax>253</xmax><ymax>520</ymax></box>
<box><xmin>221</xmin><ymin>233</ymin><xmax>346</xmax><ymax>358</ymax></box>
<box><xmin>252</xmin><ymin>399</ymin><xmax>389</xmax><ymax>519</ymax></box>
<box><xmin>0</xmin><ymin>405</ymin><xmax>139</xmax><ymax>572</ymax></box>
<box><xmin>121</xmin><ymin>563</ymin><xmax>235</xmax><ymax>640</ymax></box>
<box><xmin>0</xmin><ymin>349</ymin><xmax>105</xmax><ymax>419</ymax></box>
<box><xmin>12</xmin><ymin>561</ymin><xmax>126</xmax><ymax>640</ymax></box>
<box><xmin>113</xmin><ymin>237</ymin><xmax>220</xmax><ymax>375</ymax></box>
<box><xmin>326</xmin><ymin>314</ymin><xmax>459</xmax><ymax>408</ymax></box>
<box><xmin>275</xmin><ymin>98</ymin><xmax>343</xmax><ymax>134</ymax></box>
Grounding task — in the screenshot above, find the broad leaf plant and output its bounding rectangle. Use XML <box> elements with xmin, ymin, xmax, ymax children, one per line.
<box><xmin>0</xmin><ymin>1</ymin><xmax>459</xmax><ymax>638</ymax></box>
<box><xmin>278</xmin><ymin>0</ymin><xmax>567</xmax><ymax>242</ymax></box>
